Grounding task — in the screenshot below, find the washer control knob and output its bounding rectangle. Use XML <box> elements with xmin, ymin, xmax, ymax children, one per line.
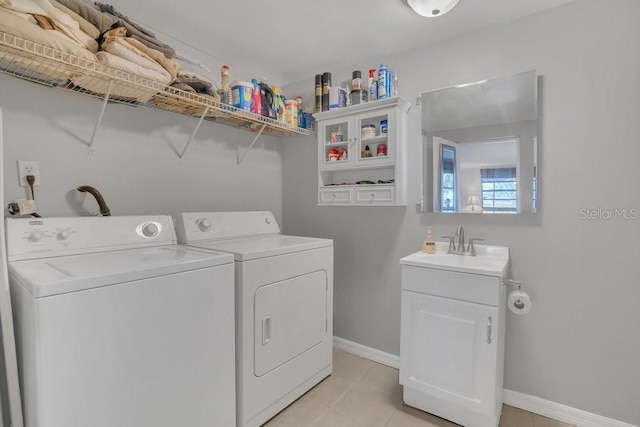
<box><xmin>28</xmin><ymin>231</ymin><xmax>43</xmax><ymax>242</ymax></box>
<box><xmin>197</xmin><ymin>218</ymin><xmax>211</xmax><ymax>232</ymax></box>
<box><xmin>141</xmin><ymin>222</ymin><xmax>159</xmax><ymax>238</ymax></box>
<box><xmin>265</xmin><ymin>217</ymin><xmax>272</xmax><ymax>225</ymax></box>
<box><xmin>57</xmin><ymin>230</ymin><xmax>70</xmax><ymax>240</ymax></box>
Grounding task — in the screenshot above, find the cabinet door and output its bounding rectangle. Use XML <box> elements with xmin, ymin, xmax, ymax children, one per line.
<box><xmin>318</xmin><ymin>116</ymin><xmax>354</xmax><ymax>170</ymax></box>
<box><xmin>400</xmin><ymin>291</ymin><xmax>498</xmax><ymax>416</ymax></box>
<box><xmin>354</xmin><ymin>108</ymin><xmax>395</xmax><ymax>166</ymax></box>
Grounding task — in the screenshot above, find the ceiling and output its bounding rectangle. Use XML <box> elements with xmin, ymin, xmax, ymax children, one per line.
<box><xmin>106</xmin><ymin>0</ymin><xmax>575</xmax><ymax>86</ymax></box>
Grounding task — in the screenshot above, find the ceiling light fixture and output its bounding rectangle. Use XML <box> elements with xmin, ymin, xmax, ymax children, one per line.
<box><xmin>407</xmin><ymin>0</ymin><xmax>460</xmax><ymax>17</ymax></box>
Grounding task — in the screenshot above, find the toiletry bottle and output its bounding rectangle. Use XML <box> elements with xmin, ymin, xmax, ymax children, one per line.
<box><xmin>336</xmin><ymin>125</ymin><xmax>343</xmax><ymax>142</ymax></box>
<box><xmin>422</xmin><ymin>227</ymin><xmax>436</xmax><ymax>254</ymax></box>
<box><xmin>315</xmin><ymin>74</ymin><xmax>322</xmax><ymax>112</ymax></box>
<box><xmin>322</xmin><ymin>72</ymin><xmax>331</xmax><ymax>111</ymax></box>
<box><xmin>352</xmin><ymin>70</ymin><xmax>362</xmax><ymax>91</ymax></box>
<box><xmin>378</xmin><ymin>64</ymin><xmax>389</xmax><ymax>99</ymax></box>
<box><xmin>272</xmin><ymin>86</ymin><xmax>285</xmax><ymax>122</ymax></box>
<box><xmin>251</xmin><ymin>79</ymin><xmax>262</xmax><ymax>115</ymax></box>
<box><xmin>368</xmin><ymin>68</ymin><xmax>378</xmax><ymax>101</ymax></box>
<box><xmin>220</xmin><ymin>65</ymin><xmax>231</xmax><ymax>105</ymax></box>
<box><xmin>392</xmin><ymin>73</ymin><xmax>399</xmax><ymax>97</ymax></box>
<box><xmin>296</xmin><ymin>96</ymin><xmax>305</xmax><ymax>128</ymax></box>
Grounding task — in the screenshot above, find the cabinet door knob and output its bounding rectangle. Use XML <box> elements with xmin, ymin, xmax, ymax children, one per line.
<box><xmin>487</xmin><ymin>316</ymin><xmax>492</xmax><ymax>344</ymax></box>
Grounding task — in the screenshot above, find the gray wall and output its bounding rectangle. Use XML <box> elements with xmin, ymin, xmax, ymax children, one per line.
<box><xmin>282</xmin><ymin>1</ymin><xmax>640</xmax><ymax>424</ymax></box>
<box><xmin>0</xmin><ymin>74</ymin><xmax>284</xmax><ymax>222</ymax></box>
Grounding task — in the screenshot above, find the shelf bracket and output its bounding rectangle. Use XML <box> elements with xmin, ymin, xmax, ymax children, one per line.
<box><xmin>237</xmin><ymin>124</ymin><xmax>266</xmax><ymax>165</ymax></box>
<box><xmin>88</xmin><ymin>80</ymin><xmax>113</xmax><ymax>154</ymax></box>
<box><xmin>178</xmin><ymin>107</ymin><xmax>209</xmax><ymax>159</ymax></box>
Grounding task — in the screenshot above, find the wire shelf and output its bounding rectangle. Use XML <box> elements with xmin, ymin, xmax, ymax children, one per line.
<box><xmin>0</xmin><ymin>32</ymin><xmax>309</xmax><ymax>137</ymax></box>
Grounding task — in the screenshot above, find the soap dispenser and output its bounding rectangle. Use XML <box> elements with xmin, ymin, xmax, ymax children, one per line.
<box><xmin>422</xmin><ymin>227</ymin><xmax>436</xmax><ymax>254</ymax></box>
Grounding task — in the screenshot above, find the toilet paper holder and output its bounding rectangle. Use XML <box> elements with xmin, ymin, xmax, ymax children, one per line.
<box><xmin>503</xmin><ymin>279</ymin><xmax>522</xmax><ymax>290</ymax></box>
<box><xmin>504</xmin><ymin>279</ymin><xmax>532</xmax><ymax>314</ymax></box>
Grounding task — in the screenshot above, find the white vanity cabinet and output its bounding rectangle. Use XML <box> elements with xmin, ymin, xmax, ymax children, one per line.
<box><xmin>314</xmin><ymin>97</ymin><xmax>410</xmax><ymax>206</ymax></box>
<box><xmin>399</xmin><ymin>247</ymin><xmax>509</xmax><ymax>427</ymax></box>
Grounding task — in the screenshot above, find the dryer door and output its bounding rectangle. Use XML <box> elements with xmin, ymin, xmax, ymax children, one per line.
<box><xmin>254</xmin><ymin>270</ymin><xmax>328</xmax><ymax>377</ymax></box>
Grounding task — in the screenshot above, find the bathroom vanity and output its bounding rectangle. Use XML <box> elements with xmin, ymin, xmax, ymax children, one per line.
<box><xmin>399</xmin><ymin>243</ymin><xmax>510</xmax><ymax>427</ymax></box>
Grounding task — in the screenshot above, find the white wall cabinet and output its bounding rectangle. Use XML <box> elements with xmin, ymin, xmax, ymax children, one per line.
<box><xmin>399</xmin><ymin>257</ymin><xmax>508</xmax><ymax>427</ymax></box>
<box><xmin>314</xmin><ymin>97</ymin><xmax>410</xmax><ymax>206</ymax></box>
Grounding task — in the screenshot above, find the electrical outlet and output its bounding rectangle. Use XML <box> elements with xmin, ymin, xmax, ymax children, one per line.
<box><xmin>17</xmin><ymin>160</ymin><xmax>41</xmax><ymax>187</ymax></box>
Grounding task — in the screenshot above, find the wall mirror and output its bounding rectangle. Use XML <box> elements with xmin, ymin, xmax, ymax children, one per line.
<box><xmin>421</xmin><ymin>70</ymin><xmax>538</xmax><ymax>214</ymax></box>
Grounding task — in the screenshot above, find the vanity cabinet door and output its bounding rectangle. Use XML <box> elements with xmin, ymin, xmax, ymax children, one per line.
<box><xmin>400</xmin><ymin>290</ymin><xmax>498</xmax><ymax>416</ymax></box>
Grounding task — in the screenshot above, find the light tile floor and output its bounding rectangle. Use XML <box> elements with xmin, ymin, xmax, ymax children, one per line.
<box><xmin>264</xmin><ymin>349</ymin><xmax>575</xmax><ymax>427</ymax></box>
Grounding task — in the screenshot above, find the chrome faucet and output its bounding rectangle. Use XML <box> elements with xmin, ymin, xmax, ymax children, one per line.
<box><xmin>442</xmin><ymin>226</ymin><xmax>484</xmax><ymax>256</ymax></box>
<box><xmin>455</xmin><ymin>226</ymin><xmax>465</xmax><ymax>253</ymax></box>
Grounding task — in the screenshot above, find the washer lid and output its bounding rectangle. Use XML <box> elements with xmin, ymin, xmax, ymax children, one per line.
<box><xmin>9</xmin><ymin>245</ymin><xmax>233</xmax><ymax>298</ymax></box>
<box><xmin>185</xmin><ymin>235</ymin><xmax>333</xmax><ymax>261</ymax></box>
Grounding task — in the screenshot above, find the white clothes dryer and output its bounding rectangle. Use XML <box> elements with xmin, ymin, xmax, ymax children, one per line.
<box><xmin>176</xmin><ymin>211</ymin><xmax>333</xmax><ymax>427</ymax></box>
<box><xmin>6</xmin><ymin>215</ymin><xmax>236</xmax><ymax>427</ymax></box>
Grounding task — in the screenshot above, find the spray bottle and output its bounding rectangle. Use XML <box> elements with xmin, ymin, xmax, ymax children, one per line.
<box><xmin>368</xmin><ymin>68</ymin><xmax>378</xmax><ymax>101</ymax></box>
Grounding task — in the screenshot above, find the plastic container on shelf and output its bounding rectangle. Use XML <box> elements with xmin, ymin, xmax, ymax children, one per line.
<box><xmin>361</xmin><ymin>124</ymin><xmax>376</xmax><ymax>139</ymax></box>
<box><xmin>231</xmin><ymin>81</ymin><xmax>253</xmax><ymax>111</ymax></box>
<box><xmin>285</xmin><ymin>99</ymin><xmax>298</xmax><ymax>127</ymax></box>
<box><xmin>350</xmin><ymin>89</ymin><xmax>367</xmax><ymax>105</ymax></box>
<box><xmin>378</xmin><ymin>64</ymin><xmax>389</xmax><ymax>100</ymax></box>
<box><xmin>273</xmin><ymin>86</ymin><xmax>285</xmax><ymax>122</ymax></box>
<box><xmin>251</xmin><ymin>79</ymin><xmax>262</xmax><ymax>115</ymax></box>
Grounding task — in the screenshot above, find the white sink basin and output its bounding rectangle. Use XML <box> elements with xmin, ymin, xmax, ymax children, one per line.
<box><xmin>400</xmin><ymin>242</ymin><xmax>510</xmax><ymax>277</ymax></box>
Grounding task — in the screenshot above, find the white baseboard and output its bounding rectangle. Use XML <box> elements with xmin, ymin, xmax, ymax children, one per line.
<box><xmin>503</xmin><ymin>389</ymin><xmax>637</xmax><ymax>427</ymax></box>
<box><xmin>333</xmin><ymin>336</ymin><xmax>400</xmax><ymax>369</ymax></box>
<box><xmin>333</xmin><ymin>336</ymin><xmax>637</xmax><ymax>427</ymax></box>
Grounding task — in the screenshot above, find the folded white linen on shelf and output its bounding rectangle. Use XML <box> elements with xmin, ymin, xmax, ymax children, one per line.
<box><xmin>50</xmin><ymin>0</ymin><xmax>100</xmax><ymax>40</ymax></box>
<box><xmin>0</xmin><ymin>6</ymin><xmax>97</xmax><ymax>84</ymax></box>
<box><xmin>70</xmin><ymin>50</ymin><xmax>167</xmax><ymax>102</ymax></box>
<box><xmin>94</xmin><ymin>51</ymin><xmax>170</xmax><ymax>84</ymax></box>
<box><xmin>101</xmin><ymin>27</ymin><xmax>173</xmax><ymax>83</ymax></box>
<box><xmin>0</xmin><ymin>0</ymin><xmax>97</xmax><ymax>52</ymax></box>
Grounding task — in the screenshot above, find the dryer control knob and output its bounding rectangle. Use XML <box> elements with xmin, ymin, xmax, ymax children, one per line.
<box><xmin>197</xmin><ymin>218</ymin><xmax>211</xmax><ymax>232</ymax></box>
<box><xmin>57</xmin><ymin>230</ymin><xmax>70</xmax><ymax>240</ymax></box>
<box><xmin>28</xmin><ymin>231</ymin><xmax>43</xmax><ymax>242</ymax></box>
<box><xmin>141</xmin><ymin>222</ymin><xmax>159</xmax><ymax>238</ymax></box>
<box><xmin>265</xmin><ymin>217</ymin><xmax>272</xmax><ymax>225</ymax></box>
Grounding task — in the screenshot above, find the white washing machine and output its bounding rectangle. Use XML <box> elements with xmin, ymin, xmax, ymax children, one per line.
<box><xmin>176</xmin><ymin>211</ymin><xmax>333</xmax><ymax>427</ymax></box>
<box><xmin>6</xmin><ymin>215</ymin><xmax>236</xmax><ymax>427</ymax></box>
